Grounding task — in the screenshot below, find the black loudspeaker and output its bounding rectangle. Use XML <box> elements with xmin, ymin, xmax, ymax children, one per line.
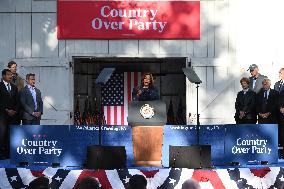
<box><xmin>86</xmin><ymin>146</ymin><xmax>126</xmax><ymax>169</ymax></box>
<box><xmin>169</xmin><ymin>145</ymin><xmax>211</xmax><ymax>168</ymax></box>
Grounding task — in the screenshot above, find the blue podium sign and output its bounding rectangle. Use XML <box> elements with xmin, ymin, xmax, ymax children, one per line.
<box><xmin>225</xmin><ymin>124</ymin><xmax>278</xmax><ymax>164</ymax></box>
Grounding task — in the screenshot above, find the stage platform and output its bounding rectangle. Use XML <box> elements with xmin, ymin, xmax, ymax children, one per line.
<box><xmin>1</xmin><ymin>160</ymin><xmax>284</xmax><ymax>189</ymax></box>
<box><xmin>4</xmin><ymin>124</ymin><xmax>281</xmax><ymax>188</ymax></box>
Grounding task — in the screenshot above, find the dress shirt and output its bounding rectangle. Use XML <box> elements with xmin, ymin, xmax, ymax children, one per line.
<box><xmin>27</xmin><ymin>85</ymin><xmax>37</xmax><ymax>110</ymax></box>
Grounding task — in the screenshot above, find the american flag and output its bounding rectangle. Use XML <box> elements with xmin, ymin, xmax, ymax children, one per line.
<box><xmin>101</xmin><ymin>72</ymin><xmax>142</xmax><ymax>125</ymax></box>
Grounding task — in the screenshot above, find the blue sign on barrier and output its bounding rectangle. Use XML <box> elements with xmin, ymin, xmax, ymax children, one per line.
<box><xmin>11</xmin><ymin>125</ymin><xmax>99</xmax><ymax>166</ymax></box>
<box><xmin>101</xmin><ymin>125</ymin><xmax>134</xmax><ymax>167</ymax></box>
<box><xmin>162</xmin><ymin>125</ymin><xmax>197</xmax><ymax>167</ymax></box>
<box><xmin>199</xmin><ymin>125</ymin><xmax>226</xmax><ymax>165</ymax></box>
<box><xmin>10</xmin><ymin>124</ymin><xmax>278</xmax><ymax>167</ymax></box>
<box><xmin>225</xmin><ymin>124</ymin><xmax>278</xmax><ymax>165</ymax></box>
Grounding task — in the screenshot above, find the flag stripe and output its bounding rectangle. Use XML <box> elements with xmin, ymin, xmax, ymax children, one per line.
<box><xmin>121</xmin><ymin>106</ymin><xmax>124</xmax><ymax>125</ymax></box>
<box><xmin>105</xmin><ymin>170</ymin><xmax>125</xmax><ymax>189</ymax></box>
<box><xmin>123</xmin><ymin>73</ymin><xmax>128</xmax><ymax>125</ymax></box>
<box><xmin>107</xmin><ymin>106</ymin><xmax>111</xmax><ymax>125</ymax></box>
<box><xmin>114</xmin><ymin>106</ymin><xmax>117</xmax><ymax>125</ymax></box>
<box><xmin>104</xmin><ymin>106</ymin><xmax>108</xmax><ymax>125</ymax></box>
<box><xmin>59</xmin><ymin>170</ymin><xmax>82</xmax><ymax>189</ymax></box>
<box><xmin>18</xmin><ymin>168</ymin><xmax>36</xmax><ymax>186</ymax></box>
<box><xmin>127</xmin><ymin>72</ymin><xmax>132</xmax><ymax>103</ymax></box>
<box><xmin>110</xmin><ymin>106</ymin><xmax>114</xmax><ymax>125</ymax></box>
<box><xmin>0</xmin><ymin>168</ymin><xmax>13</xmax><ymax>189</ymax></box>
<box><xmin>103</xmin><ymin>72</ymin><xmax>141</xmax><ymax>126</ymax></box>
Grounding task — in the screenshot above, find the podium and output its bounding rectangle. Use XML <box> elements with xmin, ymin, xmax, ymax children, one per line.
<box><xmin>128</xmin><ymin>101</ymin><xmax>167</xmax><ymax>166</ymax></box>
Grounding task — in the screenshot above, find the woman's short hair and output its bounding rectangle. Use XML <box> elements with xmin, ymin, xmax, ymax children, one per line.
<box><xmin>240</xmin><ymin>77</ymin><xmax>250</xmax><ymax>85</ymax></box>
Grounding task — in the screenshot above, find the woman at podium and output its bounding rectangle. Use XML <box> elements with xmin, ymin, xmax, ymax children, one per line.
<box><xmin>132</xmin><ymin>73</ymin><xmax>159</xmax><ymax>101</ymax></box>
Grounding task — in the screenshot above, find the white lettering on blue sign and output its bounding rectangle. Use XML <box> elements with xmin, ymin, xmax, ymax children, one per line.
<box><xmin>231</xmin><ymin>137</ymin><xmax>271</xmax><ymax>155</ymax></box>
<box><xmin>16</xmin><ymin>138</ymin><xmax>63</xmax><ymax>157</ymax></box>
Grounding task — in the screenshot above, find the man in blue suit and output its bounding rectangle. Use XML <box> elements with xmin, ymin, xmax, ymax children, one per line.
<box><xmin>20</xmin><ymin>73</ymin><xmax>43</xmax><ymax>125</ymax></box>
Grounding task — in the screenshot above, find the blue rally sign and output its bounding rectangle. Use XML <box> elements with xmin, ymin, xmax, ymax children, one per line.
<box><xmin>225</xmin><ymin>124</ymin><xmax>278</xmax><ymax>164</ymax></box>
<box><xmin>10</xmin><ymin>125</ymin><xmax>99</xmax><ymax>166</ymax></box>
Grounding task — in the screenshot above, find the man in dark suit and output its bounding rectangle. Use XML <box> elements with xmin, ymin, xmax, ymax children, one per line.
<box><xmin>256</xmin><ymin>78</ymin><xmax>279</xmax><ymax>124</ymax></box>
<box><xmin>235</xmin><ymin>77</ymin><xmax>256</xmax><ymax>124</ymax></box>
<box><xmin>274</xmin><ymin>68</ymin><xmax>284</xmax><ymax>157</ymax></box>
<box><xmin>274</xmin><ymin>68</ymin><xmax>284</xmax><ymax>93</ymax></box>
<box><xmin>0</xmin><ymin>69</ymin><xmax>20</xmax><ymax>159</ymax></box>
<box><xmin>279</xmin><ymin>91</ymin><xmax>284</xmax><ymax>158</ymax></box>
<box><xmin>20</xmin><ymin>73</ymin><xmax>43</xmax><ymax>125</ymax></box>
<box><xmin>248</xmin><ymin>64</ymin><xmax>267</xmax><ymax>94</ymax></box>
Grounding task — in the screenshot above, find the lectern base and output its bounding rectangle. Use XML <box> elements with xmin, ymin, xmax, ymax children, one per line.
<box><xmin>132</xmin><ymin>126</ymin><xmax>164</xmax><ymax>167</ymax></box>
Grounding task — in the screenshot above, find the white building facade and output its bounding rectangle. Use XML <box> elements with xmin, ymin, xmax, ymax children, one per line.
<box><xmin>0</xmin><ymin>0</ymin><xmax>283</xmax><ymax>125</ymax></box>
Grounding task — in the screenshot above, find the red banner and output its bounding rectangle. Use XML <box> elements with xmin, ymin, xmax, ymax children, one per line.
<box><xmin>57</xmin><ymin>1</ymin><xmax>200</xmax><ymax>39</ymax></box>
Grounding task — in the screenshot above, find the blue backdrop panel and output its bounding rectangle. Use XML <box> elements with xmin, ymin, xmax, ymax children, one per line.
<box><xmin>199</xmin><ymin>125</ymin><xmax>226</xmax><ymax>165</ymax></box>
<box><xmin>225</xmin><ymin>124</ymin><xmax>278</xmax><ymax>165</ymax></box>
<box><xmin>11</xmin><ymin>125</ymin><xmax>99</xmax><ymax>166</ymax></box>
<box><xmin>101</xmin><ymin>125</ymin><xmax>133</xmax><ymax>167</ymax></box>
<box><xmin>68</xmin><ymin>125</ymin><xmax>99</xmax><ymax>166</ymax></box>
<box><xmin>162</xmin><ymin>125</ymin><xmax>197</xmax><ymax>167</ymax></box>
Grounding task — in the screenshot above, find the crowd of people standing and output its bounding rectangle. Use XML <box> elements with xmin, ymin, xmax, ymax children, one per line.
<box><xmin>235</xmin><ymin>64</ymin><xmax>284</xmax><ymax>156</ymax></box>
<box><xmin>0</xmin><ymin>61</ymin><xmax>43</xmax><ymax>159</ymax></box>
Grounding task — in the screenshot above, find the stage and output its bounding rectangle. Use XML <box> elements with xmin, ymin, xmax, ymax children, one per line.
<box><xmin>3</xmin><ymin>124</ymin><xmax>280</xmax><ymax>188</ymax></box>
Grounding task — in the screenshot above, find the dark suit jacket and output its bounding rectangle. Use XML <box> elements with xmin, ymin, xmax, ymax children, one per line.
<box><xmin>0</xmin><ymin>81</ymin><xmax>20</xmax><ymax>121</ymax></box>
<box><xmin>20</xmin><ymin>85</ymin><xmax>43</xmax><ymax>120</ymax></box>
<box><xmin>132</xmin><ymin>86</ymin><xmax>159</xmax><ymax>101</ymax></box>
<box><xmin>274</xmin><ymin>80</ymin><xmax>284</xmax><ymax>93</ymax></box>
<box><xmin>256</xmin><ymin>88</ymin><xmax>279</xmax><ymax>123</ymax></box>
<box><xmin>279</xmin><ymin>91</ymin><xmax>284</xmax><ymax>122</ymax></box>
<box><xmin>235</xmin><ymin>90</ymin><xmax>256</xmax><ymax>121</ymax></box>
<box><xmin>249</xmin><ymin>74</ymin><xmax>267</xmax><ymax>94</ymax></box>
